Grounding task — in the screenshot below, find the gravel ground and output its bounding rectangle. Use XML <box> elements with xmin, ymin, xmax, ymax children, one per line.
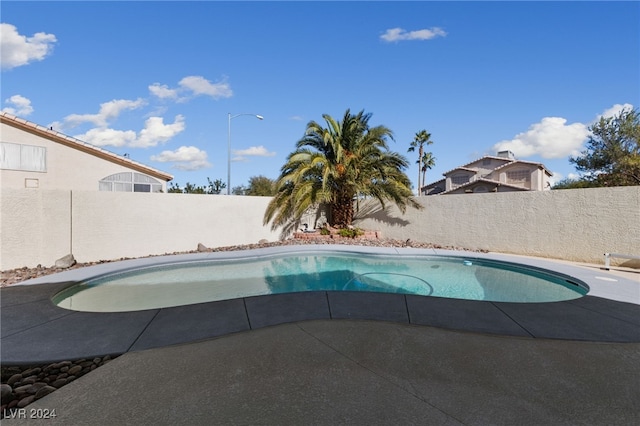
<box><xmin>0</xmin><ymin>238</ymin><xmax>482</xmax><ymax>288</ymax></box>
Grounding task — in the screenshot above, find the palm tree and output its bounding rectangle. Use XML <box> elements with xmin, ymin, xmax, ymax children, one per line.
<box><xmin>264</xmin><ymin>109</ymin><xmax>421</xmax><ymax>231</ymax></box>
<box><xmin>419</xmin><ymin>152</ymin><xmax>436</xmax><ymax>195</ymax></box>
<box><xmin>407</xmin><ymin>130</ymin><xmax>434</xmax><ymax>195</ymax></box>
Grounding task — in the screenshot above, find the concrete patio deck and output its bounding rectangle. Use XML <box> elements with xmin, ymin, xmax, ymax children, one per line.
<box><xmin>2</xmin><ymin>246</ymin><xmax>639</xmax><ymax>424</ymax></box>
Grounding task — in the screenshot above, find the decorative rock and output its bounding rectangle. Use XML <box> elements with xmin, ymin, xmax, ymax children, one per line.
<box><xmin>93</xmin><ymin>357</ymin><xmax>101</xmax><ymax>365</ymax></box>
<box><xmin>22</xmin><ymin>368</ymin><xmax>41</xmax><ymax>377</ymax></box>
<box><xmin>35</xmin><ymin>386</ymin><xmax>56</xmax><ymax>399</ymax></box>
<box><xmin>17</xmin><ymin>395</ymin><xmax>35</xmax><ymax>408</ymax></box>
<box><xmin>13</xmin><ymin>385</ymin><xmax>32</xmax><ymax>394</ymax></box>
<box><xmin>68</xmin><ymin>365</ymin><xmax>82</xmax><ymax>376</ymax></box>
<box><xmin>1</xmin><ymin>384</ymin><xmax>13</xmax><ymax>404</ymax></box>
<box><xmin>7</xmin><ymin>374</ymin><xmax>22</xmax><ymax>386</ymax></box>
<box><xmin>26</xmin><ymin>383</ymin><xmax>47</xmax><ymax>395</ymax></box>
<box><xmin>55</xmin><ymin>253</ymin><xmax>76</xmax><ymax>269</ymax></box>
<box><xmin>197</xmin><ymin>243</ymin><xmax>208</xmax><ymax>252</ymax></box>
<box><xmin>21</xmin><ymin>377</ymin><xmax>36</xmax><ymax>385</ymax></box>
<box><xmin>51</xmin><ymin>378</ymin><xmax>67</xmax><ymax>388</ymax></box>
<box><xmin>60</xmin><ymin>366</ymin><xmax>69</xmax><ymax>373</ymax></box>
<box><xmin>258</xmin><ymin>239</ymin><xmax>269</xmax><ymax>244</ymax></box>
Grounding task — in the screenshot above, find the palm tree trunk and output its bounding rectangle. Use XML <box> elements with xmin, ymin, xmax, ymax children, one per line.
<box><xmin>330</xmin><ymin>190</ymin><xmax>354</xmax><ymax>227</ymax></box>
<box><xmin>417</xmin><ymin>146</ymin><xmax>423</xmax><ymax>196</ymax></box>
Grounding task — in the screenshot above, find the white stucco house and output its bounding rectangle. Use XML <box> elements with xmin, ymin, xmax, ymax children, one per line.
<box><xmin>423</xmin><ymin>150</ymin><xmax>552</xmax><ymax>195</ymax></box>
<box><xmin>0</xmin><ymin>112</ymin><xmax>172</xmax><ymax>192</ymax></box>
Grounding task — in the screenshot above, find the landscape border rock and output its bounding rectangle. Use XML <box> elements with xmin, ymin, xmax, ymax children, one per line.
<box><xmin>1</xmin><ymin>355</ymin><xmax>117</xmax><ymax>418</ymax></box>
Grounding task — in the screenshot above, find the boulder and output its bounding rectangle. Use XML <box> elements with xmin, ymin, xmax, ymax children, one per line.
<box><xmin>55</xmin><ymin>254</ymin><xmax>76</xmax><ymax>269</ymax></box>
<box><xmin>197</xmin><ymin>243</ymin><xmax>208</xmax><ymax>252</ymax></box>
<box><xmin>1</xmin><ymin>384</ymin><xmax>13</xmax><ymax>404</ymax></box>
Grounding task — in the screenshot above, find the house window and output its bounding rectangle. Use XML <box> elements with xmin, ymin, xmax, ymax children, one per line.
<box><xmin>0</xmin><ymin>142</ymin><xmax>47</xmax><ymax>172</ymax></box>
<box><xmin>451</xmin><ymin>174</ymin><xmax>469</xmax><ymax>186</ymax></box>
<box><xmin>99</xmin><ymin>172</ymin><xmax>162</xmax><ymax>193</ymax></box>
<box><xmin>506</xmin><ymin>169</ymin><xmax>530</xmax><ymax>184</ymax></box>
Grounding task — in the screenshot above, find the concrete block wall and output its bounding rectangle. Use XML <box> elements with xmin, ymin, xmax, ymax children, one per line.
<box><xmin>1</xmin><ymin>186</ymin><xmax>638</xmax><ymax>269</ymax></box>
<box><xmin>0</xmin><ymin>189</ymin><xmax>281</xmax><ymax>270</ymax></box>
<box><xmin>354</xmin><ymin>186</ymin><xmax>639</xmax><ymax>264</ymax></box>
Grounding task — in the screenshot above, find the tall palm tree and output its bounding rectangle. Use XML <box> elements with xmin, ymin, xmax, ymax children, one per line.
<box><xmin>419</xmin><ymin>152</ymin><xmax>436</xmax><ymax>195</ymax></box>
<box><xmin>407</xmin><ymin>130</ymin><xmax>434</xmax><ymax>195</ymax></box>
<box><xmin>264</xmin><ymin>109</ymin><xmax>421</xmax><ymax>230</ymax></box>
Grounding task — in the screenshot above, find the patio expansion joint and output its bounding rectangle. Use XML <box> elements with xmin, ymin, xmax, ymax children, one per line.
<box><xmin>126</xmin><ymin>309</ymin><xmax>162</xmax><ymax>353</ymax></box>
<box><xmin>566</xmin><ymin>298</ymin><xmax>640</xmax><ymax>327</ymax></box>
<box><xmin>490</xmin><ymin>302</ymin><xmax>536</xmax><ymax>338</ymax></box>
<box><xmin>325</xmin><ymin>291</ymin><xmax>333</xmax><ymax>319</ymax></box>
<box><xmin>294</xmin><ymin>322</ymin><xmax>467</xmax><ymax>425</ymax></box>
<box><xmin>0</xmin><ymin>309</ymin><xmax>76</xmax><ymax>340</ymax></box>
<box><xmin>242</xmin><ymin>298</ymin><xmax>253</xmax><ymax>329</ymax></box>
<box><xmin>1</xmin><ymin>297</ymin><xmax>54</xmax><ymax>309</ymax></box>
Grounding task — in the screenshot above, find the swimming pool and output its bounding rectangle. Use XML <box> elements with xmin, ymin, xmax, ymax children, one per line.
<box><xmin>53</xmin><ymin>251</ymin><xmax>588</xmax><ymax>312</ymax></box>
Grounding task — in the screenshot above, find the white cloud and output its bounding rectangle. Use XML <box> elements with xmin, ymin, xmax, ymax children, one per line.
<box><xmin>61</xmin><ymin>98</ymin><xmax>146</xmax><ymax>129</ymax></box>
<box><xmin>74</xmin><ymin>127</ymin><xmax>137</xmax><ymax>148</ymax></box>
<box><xmin>72</xmin><ymin>115</ymin><xmax>184</xmax><ymax>148</ymax></box>
<box><xmin>148</xmin><ymin>83</ymin><xmax>178</xmax><ymax>100</ymax></box>
<box><xmin>0</xmin><ymin>23</ymin><xmax>57</xmax><ymax>70</ymax></box>
<box><xmin>232</xmin><ymin>145</ymin><xmax>276</xmax><ymax>157</ymax></box>
<box><xmin>132</xmin><ymin>115</ymin><xmax>186</xmax><ymax>148</ymax></box>
<box><xmin>149</xmin><ymin>76</ymin><xmax>233</xmax><ymax>102</ymax></box>
<box><xmin>596</xmin><ymin>103</ymin><xmax>634</xmax><ymax>121</ymax></box>
<box><xmin>151</xmin><ymin>146</ymin><xmax>210</xmax><ymax>170</ymax></box>
<box><xmin>178</xmin><ymin>76</ymin><xmax>233</xmax><ymax>99</ymax></box>
<box><xmin>381</xmin><ymin>27</ymin><xmax>447</xmax><ymax>42</ymax></box>
<box><xmin>492</xmin><ymin>117</ymin><xmax>589</xmax><ymax>159</ymax></box>
<box><xmin>492</xmin><ymin>103</ymin><xmax>636</xmax><ymax>160</ymax></box>
<box><xmin>2</xmin><ymin>94</ymin><xmax>33</xmax><ymax>116</ymax></box>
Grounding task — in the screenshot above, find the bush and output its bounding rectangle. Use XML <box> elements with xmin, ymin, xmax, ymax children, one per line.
<box><xmin>338</xmin><ymin>227</ymin><xmax>364</xmax><ymax>238</ymax></box>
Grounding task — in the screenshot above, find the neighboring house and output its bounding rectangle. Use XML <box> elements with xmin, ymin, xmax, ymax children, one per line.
<box><xmin>423</xmin><ymin>150</ymin><xmax>552</xmax><ymax>195</ymax></box>
<box><xmin>0</xmin><ymin>112</ymin><xmax>172</xmax><ymax>192</ymax></box>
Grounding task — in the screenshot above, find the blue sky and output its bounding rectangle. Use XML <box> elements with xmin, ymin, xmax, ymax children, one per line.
<box><xmin>2</xmin><ymin>1</ymin><xmax>638</xmax><ymax>192</ymax></box>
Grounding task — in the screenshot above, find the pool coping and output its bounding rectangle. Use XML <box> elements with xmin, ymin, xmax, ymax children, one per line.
<box><xmin>2</xmin><ymin>246</ymin><xmax>639</xmax><ymax>364</ymax></box>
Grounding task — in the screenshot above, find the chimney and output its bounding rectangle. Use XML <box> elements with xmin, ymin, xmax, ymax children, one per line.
<box><xmin>497</xmin><ymin>150</ymin><xmax>515</xmax><ymax>159</ymax></box>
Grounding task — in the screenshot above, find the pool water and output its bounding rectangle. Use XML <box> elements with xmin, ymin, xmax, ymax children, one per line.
<box><xmin>53</xmin><ymin>253</ymin><xmax>588</xmax><ymax>312</ymax></box>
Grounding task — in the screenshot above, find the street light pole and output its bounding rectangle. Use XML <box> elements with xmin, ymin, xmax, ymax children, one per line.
<box><xmin>227</xmin><ymin>113</ymin><xmax>263</xmax><ymax>195</ymax></box>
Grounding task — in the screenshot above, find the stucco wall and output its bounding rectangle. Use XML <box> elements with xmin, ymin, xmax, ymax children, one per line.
<box><xmin>0</xmin><ymin>122</ymin><xmax>168</xmax><ymax>192</ymax></box>
<box><xmin>354</xmin><ymin>186</ymin><xmax>639</xmax><ymax>263</ymax></box>
<box><xmin>0</xmin><ymin>189</ymin><xmax>281</xmax><ymax>270</ymax></box>
<box><xmin>1</xmin><ymin>186</ymin><xmax>638</xmax><ymax>269</ymax></box>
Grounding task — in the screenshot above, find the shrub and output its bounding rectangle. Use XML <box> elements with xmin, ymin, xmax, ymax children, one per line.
<box><xmin>338</xmin><ymin>227</ymin><xmax>364</xmax><ymax>238</ymax></box>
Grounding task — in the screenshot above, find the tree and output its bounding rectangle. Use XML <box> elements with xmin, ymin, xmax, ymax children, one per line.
<box><xmin>407</xmin><ymin>130</ymin><xmax>434</xmax><ymax>195</ymax></box>
<box><xmin>570</xmin><ymin>108</ymin><xmax>640</xmax><ymax>186</ymax></box>
<box><xmin>207</xmin><ymin>178</ymin><xmax>226</xmax><ymax>194</ymax></box>
<box><xmin>168</xmin><ymin>182</ymin><xmax>183</xmax><ymax>193</ymax></box>
<box><xmin>231</xmin><ymin>185</ymin><xmax>246</xmax><ymax>195</ymax></box>
<box><xmin>551</xmin><ymin>177</ymin><xmax>599</xmax><ymax>190</ymax></box>
<box><xmin>419</xmin><ymin>152</ymin><xmax>436</xmax><ymax>194</ymax></box>
<box><xmin>246</xmin><ymin>175</ymin><xmax>276</xmax><ymax>196</ymax></box>
<box><xmin>264</xmin><ymin>109</ymin><xmax>421</xmax><ymax>230</ymax></box>
<box><xmin>168</xmin><ymin>178</ymin><xmax>226</xmax><ymax>194</ymax></box>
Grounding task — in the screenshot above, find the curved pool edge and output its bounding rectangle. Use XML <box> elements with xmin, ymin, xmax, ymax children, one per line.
<box><xmin>2</xmin><ymin>246</ymin><xmax>640</xmax><ymax>364</ymax></box>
